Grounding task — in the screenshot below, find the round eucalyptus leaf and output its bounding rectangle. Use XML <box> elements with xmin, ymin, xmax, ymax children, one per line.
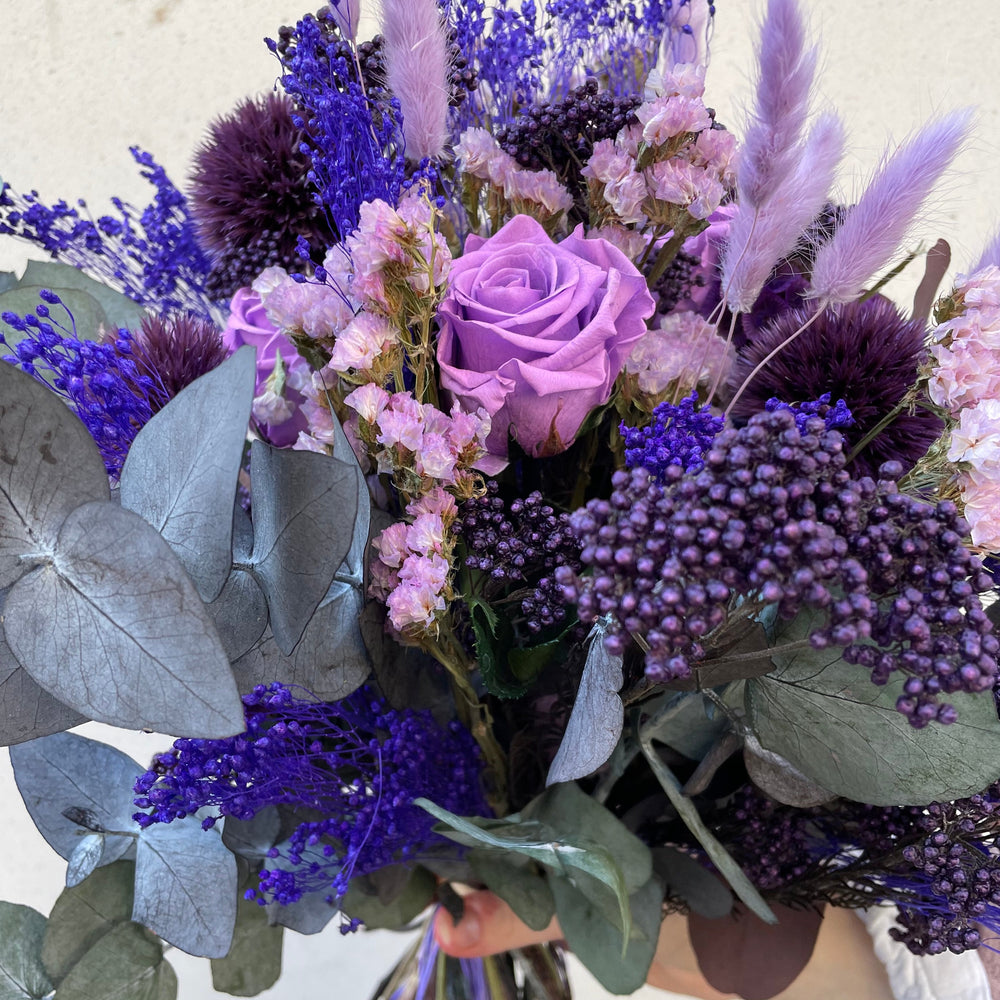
<box><xmin>0</xmin><ymin>361</ymin><xmax>108</xmax><ymax>589</ymax></box>
<box><xmin>5</xmin><ymin>501</ymin><xmax>244</xmax><ymax>737</ymax></box>
<box><xmin>746</xmin><ymin>610</ymin><xmax>1000</xmax><ymax>805</ymax></box>
<box><xmin>9</xmin><ymin>731</ymin><xmax>140</xmax><ymax>869</ymax></box>
<box><xmin>120</xmin><ymin>348</ymin><xmax>256</xmax><ymax>603</ymax></box>
<box><xmin>0</xmin><ymin>901</ymin><xmax>52</xmax><ymax>1000</ymax></box>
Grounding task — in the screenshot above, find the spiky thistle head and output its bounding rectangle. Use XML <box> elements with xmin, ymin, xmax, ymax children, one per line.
<box><xmin>188</xmin><ymin>92</ymin><xmax>335</xmax><ymax>297</ymax></box>
<box><xmin>729</xmin><ymin>295</ymin><xmax>944</xmax><ymax>476</ymax></box>
<box><xmin>120</xmin><ymin>313</ymin><xmax>229</xmax><ymax>409</ymax></box>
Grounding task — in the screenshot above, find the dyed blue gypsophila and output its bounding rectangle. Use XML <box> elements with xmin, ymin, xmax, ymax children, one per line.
<box><xmin>269</xmin><ymin>14</ymin><xmax>404</xmax><ymax>239</ymax></box>
<box><xmin>621</xmin><ymin>392</ymin><xmax>724</xmax><ymax>480</ymax></box>
<box><xmin>1</xmin><ymin>292</ymin><xmax>161</xmax><ymax>476</ymax></box>
<box><xmin>764</xmin><ymin>393</ymin><xmax>854</xmax><ymax>435</ymax></box>
<box><xmin>132</xmin><ymin>684</ymin><xmax>488</xmax><ymax>909</ymax></box>
<box><xmin>441</xmin><ymin>0</ymin><xmax>710</xmax><ymax>132</ymax></box>
<box><xmin>0</xmin><ymin>149</ymin><xmax>217</xmax><ymax>323</ymax></box>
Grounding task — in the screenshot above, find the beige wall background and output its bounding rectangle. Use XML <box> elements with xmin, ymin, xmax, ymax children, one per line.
<box><xmin>1</xmin><ymin>2</ymin><xmax>999</xmax><ymax>998</ymax></box>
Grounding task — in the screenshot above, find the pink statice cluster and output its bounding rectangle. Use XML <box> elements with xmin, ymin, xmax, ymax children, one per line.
<box><xmin>625</xmin><ymin>310</ymin><xmax>735</xmax><ymax>397</ymax></box>
<box><xmin>581</xmin><ymin>66</ymin><xmax>736</xmax><ymax>228</ymax></box>
<box><xmin>928</xmin><ymin>266</ymin><xmax>1000</xmax><ymax>551</ymax></box>
<box><xmin>253</xmin><ymin>262</ymin><xmax>353</xmax><ymax>339</ymax></box>
<box><xmin>344</xmin><ymin>384</ymin><xmax>492</xmax><ymax>496</ymax></box>
<box><xmin>369</xmin><ymin>488</ymin><xmax>459</xmax><ymax>634</ymax></box>
<box><xmin>343</xmin><ymin>193</ymin><xmax>452</xmax><ymax>313</ymax></box>
<box><xmin>455</xmin><ymin>129</ymin><xmax>574</xmax><ymax>221</ymax></box>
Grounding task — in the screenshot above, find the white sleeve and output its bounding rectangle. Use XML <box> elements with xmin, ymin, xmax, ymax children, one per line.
<box><xmin>858</xmin><ymin>907</ymin><xmax>991</xmax><ymax>1000</ymax></box>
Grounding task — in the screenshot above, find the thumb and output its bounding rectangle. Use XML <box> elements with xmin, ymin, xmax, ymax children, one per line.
<box><xmin>433</xmin><ymin>890</ymin><xmax>562</xmax><ymax>958</ymax></box>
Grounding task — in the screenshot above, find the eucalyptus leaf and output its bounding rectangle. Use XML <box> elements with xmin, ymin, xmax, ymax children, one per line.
<box><xmin>0</xmin><ymin>902</ymin><xmax>51</xmax><ymax>1000</ymax></box>
<box><xmin>688</xmin><ymin>902</ymin><xmax>824</xmax><ymax>1000</ymax></box>
<box><xmin>638</xmin><ymin>724</ymin><xmax>776</xmax><ymax>925</ymax></box>
<box><xmin>0</xmin><ymin>603</ymin><xmax>85</xmax><ymax>744</ymax></box>
<box><xmin>19</xmin><ymin>260</ymin><xmax>147</xmax><ymax>332</ymax></box>
<box><xmin>4</xmin><ymin>501</ymin><xmax>244</xmax><ymax>736</ymax></box>
<box><xmin>416</xmin><ymin>798</ymin><xmax>635</xmax><ymax>938</ymax></box>
<box><xmin>0</xmin><ymin>271</ymin><xmax>18</xmax><ymax>294</ymax></box>
<box><xmin>120</xmin><ymin>348</ymin><xmax>256</xmax><ymax>603</ymax></box>
<box><xmin>248</xmin><ymin>442</ymin><xmax>361</xmax><ymax>653</ymax></box>
<box><xmin>66</xmin><ymin>834</ymin><xmax>105</xmax><ymax>889</ymax></box>
<box><xmin>222</xmin><ymin>808</ymin><xmax>280</xmax><ymax>862</ymax></box>
<box><xmin>652</xmin><ymin>848</ymin><xmax>732</xmax><ymax>920</ymax></box>
<box><xmin>0</xmin><ymin>360</ymin><xmax>108</xmax><ymax>589</ymax></box>
<box><xmin>642</xmin><ymin>691</ymin><xmax>729</xmax><ymax>762</ymax></box>
<box><xmin>469</xmin><ymin>852</ymin><xmax>555</xmax><ymax>932</ymax></box>
<box><xmin>328</xmin><ymin>414</ymin><xmax>371</xmax><ymax>590</ymax></box>
<box><xmin>742</xmin><ymin>739</ymin><xmax>836</xmax><ymax>808</ymax></box>
<box><xmin>746</xmin><ymin>608</ymin><xmax>1000</xmax><ymax>805</ymax></box>
<box><xmin>549</xmin><ymin>875</ymin><xmax>661</xmax><ymax>995</ymax></box>
<box><xmin>208</xmin><ymin>567</ymin><xmax>269</xmax><ymax>662</ymax></box>
<box><xmin>53</xmin><ymin>922</ymin><xmax>176</xmax><ymax>1000</ymax></box>
<box><xmin>232</xmin><ymin>584</ymin><xmax>369</xmax><ymax>700</ymax></box>
<box><xmin>42</xmin><ymin>860</ymin><xmax>135</xmax><ymax>985</ymax></box>
<box><xmin>341</xmin><ymin>866</ymin><xmax>436</xmax><ymax>930</ymax></box>
<box><xmin>133</xmin><ymin>818</ymin><xmax>238</xmax><ymax>958</ymax></box>
<box><xmin>210</xmin><ymin>892</ymin><xmax>283</xmax><ymax>997</ymax></box>
<box><xmin>546</xmin><ymin>621</ymin><xmax>623</xmax><ymax>786</ymax></box>
<box><xmin>262</xmin><ymin>841</ymin><xmax>339</xmax><ymax>935</ymax></box>
<box><xmin>9</xmin><ymin>732</ymin><xmax>140</xmax><ymax>868</ymax></box>
<box><xmin>522</xmin><ymin>783</ymin><xmax>652</xmax><ymax>894</ymax></box>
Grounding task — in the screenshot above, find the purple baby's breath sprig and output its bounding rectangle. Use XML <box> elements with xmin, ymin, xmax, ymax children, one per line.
<box><xmin>1</xmin><ymin>292</ymin><xmax>161</xmax><ymax>476</ymax></box>
<box><xmin>133</xmin><ymin>683</ymin><xmax>488</xmax><ymax>909</ymax></box>
<box><xmin>0</xmin><ymin>148</ymin><xmax>216</xmax><ymax>322</ymax></box>
<box><xmin>620</xmin><ymin>391</ymin><xmax>724</xmax><ymax>480</ymax></box>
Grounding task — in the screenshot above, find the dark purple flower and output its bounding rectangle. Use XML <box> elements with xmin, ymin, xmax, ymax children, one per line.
<box><xmin>121</xmin><ymin>313</ymin><xmax>228</xmax><ymax>410</ymax></box>
<box><xmin>728</xmin><ymin>295</ymin><xmax>944</xmax><ymax>476</ymax></box>
<box><xmin>189</xmin><ymin>93</ymin><xmax>335</xmax><ymax>297</ymax></box>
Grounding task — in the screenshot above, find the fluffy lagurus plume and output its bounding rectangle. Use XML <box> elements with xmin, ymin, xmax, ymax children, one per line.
<box><xmin>133</xmin><ymin>684</ymin><xmax>488</xmax><ymax>910</ymax></box>
<box><xmin>809</xmin><ymin>109</ymin><xmax>974</xmax><ymax>304</ymax></box>
<box><xmin>189</xmin><ymin>93</ymin><xmax>336</xmax><ymax>299</ymax></box>
<box><xmin>381</xmin><ymin>0</ymin><xmax>451</xmax><ymax>162</ymax></box>
<box><xmin>738</xmin><ymin>0</ymin><xmax>817</xmax><ymax>209</ymax></box>
<box><xmin>729</xmin><ymin>296</ymin><xmax>944</xmax><ymax>476</ymax></box>
<box><xmin>720</xmin><ymin>0</ymin><xmax>845</xmax><ymax>312</ymax></box>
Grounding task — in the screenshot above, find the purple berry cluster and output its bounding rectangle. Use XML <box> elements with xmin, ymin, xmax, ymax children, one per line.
<box><xmin>717</xmin><ymin>781</ymin><xmax>1000</xmax><ymax>956</ymax></box>
<box><xmin>133</xmin><ymin>684</ymin><xmax>487</xmax><ymax>909</ymax></box>
<box><xmin>455</xmin><ymin>482</ymin><xmax>581</xmax><ymax>633</ymax></box>
<box><xmin>557</xmin><ymin>408</ymin><xmax>998</xmax><ymax>723</ymax></box>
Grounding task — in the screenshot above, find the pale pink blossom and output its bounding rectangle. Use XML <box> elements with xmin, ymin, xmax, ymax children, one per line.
<box><xmin>659</xmin><ymin>64</ymin><xmax>707</xmax><ymax>100</ymax></box>
<box><xmin>961</xmin><ymin>472</ymin><xmax>1000</xmax><ymax>552</ymax></box>
<box><xmin>328</xmin><ymin>312</ymin><xmax>398</xmax><ymax>372</ymax></box>
<box><xmin>252</xmin><ymin>388</ymin><xmax>295</xmax><ymax>427</ymax></box>
<box><xmin>372</xmin><ymin>522</ymin><xmax>411</xmax><ymax>569</ymax></box>
<box><xmin>377</xmin><ymin>405</ymin><xmax>425</xmax><ymax>453</ymax></box>
<box><xmin>504</xmin><ymin>168</ymin><xmax>574</xmax><ymax>216</ymax></box>
<box><xmin>386</xmin><ymin>580</ymin><xmax>446</xmax><ymax>631</ymax></box>
<box><xmin>581</xmin><ymin>140</ymin><xmax>634</xmax><ymax>186</ymax></box>
<box><xmin>603</xmin><ymin>170</ymin><xmax>648</xmax><ymax>225</ymax></box>
<box><xmin>408</xmin><ymin>486</ymin><xmax>458</xmax><ymax>521</ymax></box>
<box><xmin>636</xmin><ymin>95</ymin><xmax>712</xmax><ymax>145</ymax></box>
<box><xmin>626</xmin><ymin>311</ymin><xmax>735</xmax><ymax>394</ymax></box>
<box><xmin>947</xmin><ymin>399</ymin><xmax>1000</xmax><ymax>474</ymax></box>
<box><xmin>406</xmin><ymin>513</ymin><xmax>447</xmax><ymax>555</ymax></box>
<box><xmin>647</xmin><ymin>160</ymin><xmax>724</xmax><ymax>219</ymax></box>
<box><xmin>344</xmin><ymin>383</ymin><xmax>391</xmax><ymax>424</ymax></box>
<box><xmin>398</xmin><ymin>552</ymin><xmax>450</xmax><ymax>592</ymax></box>
<box><xmin>414</xmin><ymin>431</ymin><xmax>458</xmax><ymax>481</ymax></box>
<box><xmin>455</xmin><ymin>128</ymin><xmax>506</xmax><ymax>178</ymax></box>
<box><xmin>368</xmin><ymin>557</ymin><xmax>401</xmax><ymax>602</ymax></box>
<box><xmin>586</xmin><ymin>224</ymin><xmax>648</xmax><ymax>261</ymax></box>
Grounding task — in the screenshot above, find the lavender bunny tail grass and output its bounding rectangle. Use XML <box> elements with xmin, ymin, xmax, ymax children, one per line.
<box><xmin>810</xmin><ymin>109</ymin><xmax>975</xmax><ymax>304</ymax></box>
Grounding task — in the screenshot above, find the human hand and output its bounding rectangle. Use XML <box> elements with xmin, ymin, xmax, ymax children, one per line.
<box><xmin>433</xmin><ymin>890</ymin><xmax>895</xmax><ymax>999</ymax></box>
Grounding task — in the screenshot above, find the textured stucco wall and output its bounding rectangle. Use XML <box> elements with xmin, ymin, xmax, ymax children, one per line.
<box><xmin>1</xmin><ymin>3</ymin><xmax>999</xmax><ymax>998</ymax></box>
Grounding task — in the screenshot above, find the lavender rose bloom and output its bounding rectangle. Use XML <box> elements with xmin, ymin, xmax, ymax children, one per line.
<box><xmin>436</xmin><ymin>215</ymin><xmax>655</xmax><ymax>459</ymax></box>
<box><xmin>223</xmin><ymin>287</ymin><xmax>308</xmax><ymax>447</ymax></box>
